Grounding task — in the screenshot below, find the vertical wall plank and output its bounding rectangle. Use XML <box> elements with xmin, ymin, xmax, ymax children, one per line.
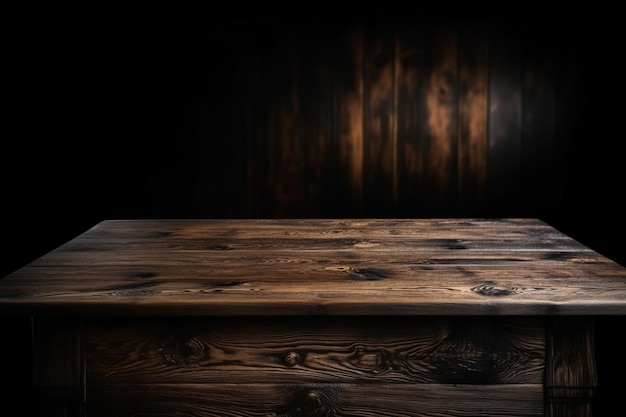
<box><xmin>245</xmin><ymin>26</ymin><xmax>281</xmax><ymax>217</ymax></box>
<box><xmin>297</xmin><ymin>31</ymin><xmax>337</xmax><ymax>217</ymax></box>
<box><xmin>395</xmin><ymin>24</ymin><xmax>426</xmax><ymax>217</ymax></box>
<box><xmin>458</xmin><ymin>24</ymin><xmax>489</xmax><ymax>215</ymax></box>
<box><xmin>319</xmin><ymin>45</ymin><xmax>342</xmax><ymax>218</ymax></box>
<box><xmin>273</xmin><ymin>34</ymin><xmax>303</xmax><ymax>217</ymax></box>
<box><xmin>488</xmin><ymin>25</ymin><xmax>523</xmax><ymax>214</ymax></box>
<box><xmin>362</xmin><ymin>23</ymin><xmax>396</xmax><ymax>217</ymax></box>
<box><xmin>521</xmin><ymin>31</ymin><xmax>557</xmax><ymax>216</ymax></box>
<box><xmin>337</xmin><ymin>28</ymin><xmax>365</xmax><ymax>216</ymax></box>
<box><xmin>423</xmin><ymin>27</ymin><xmax>458</xmax><ymax>215</ymax></box>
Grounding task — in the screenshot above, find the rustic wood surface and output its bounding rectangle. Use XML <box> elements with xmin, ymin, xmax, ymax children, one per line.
<box><xmin>0</xmin><ymin>218</ymin><xmax>625</xmax><ymax>316</ymax></box>
<box><xmin>545</xmin><ymin>317</ymin><xmax>597</xmax><ymax>417</ymax></box>
<box><xmin>86</xmin><ymin>383</ymin><xmax>545</xmax><ymax>417</ymax></box>
<box><xmin>85</xmin><ymin>316</ymin><xmax>545</xmax><ymax>385</ymax></box>
<box><xmin>31</xmin><ymin>317</ymin><xmax>85</xmax><ymax>417</ymax></box>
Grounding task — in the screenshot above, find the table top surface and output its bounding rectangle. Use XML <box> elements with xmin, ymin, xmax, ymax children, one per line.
<box><xmin>1</xmin><ymin>218</ymin><xmax>625</xmax><ymax>316</ymax></box>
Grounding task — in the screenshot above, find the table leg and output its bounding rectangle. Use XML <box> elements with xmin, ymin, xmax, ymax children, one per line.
<box><xmin>32</xmin><ymin>317</ymin><xmax>85</xmax><ymax>417</ymax></box>
<box><xmin>545</xmin><ymin>317</ymin><xmax>597</xmax><ymax>417</ymax></box>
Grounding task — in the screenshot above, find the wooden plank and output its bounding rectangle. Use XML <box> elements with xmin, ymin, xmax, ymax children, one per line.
<box><xmin>297</xmin><ymin>29</ymin><xmax>341</xmax><ymax>217</ymax></box>
<box><xmin>32</xmin><ymin>317</ymin><xmax>85</xmax><ymax>416</ymax></box>
<box><xmin>545</xmin><ymin>317</ymin><xmax>597</xmax><ymax>417</ymax></box>
<box><xmin>44</xmin><ymin>218</ymin><xmax>586</xmax><ymax>242</ymax></box>
<box><xmin>458</xmin><ymin>24</ymin><xmax>488</xmax><ymax>214</ymax></box>
<box><xmin>2</xmin><ymin>272</ymin><xmax>625</xmax><ymax>316</ymax></box>
<box><xmin>423</xmin><ymin>27</ymin><xmax>458</xmax><ymax>215</ymax></box>
<box><xmin>344</xmin><ymin>27</ymin><xmax>366</xmax><ymax>215</ymax></box>
<box><xmin>362</xmin><ymin>23</ymin><xmax>396</xmax><ymax>216</ymax></box>
<box><xmin>1</xmin><ymin>219</ymin><xmax>625</xmax><ymax>316</ymax></box>
<box><xmin>244</xmin><ymin>26</ymin><xmax>286</xmax><ymax>217</ymax></box>
<box><xmin>488</xmin><ymin>25</ymin><xmax>523</xmax><ymax>213</ymax></box>
<box><xmin>272</xmin><ymin>33</ymin><xmax>303</xmax><ymax>217</ymax></box>
<box><xmin>395</xmin><ymin>22</ymin><xmax>426</xmax><ymax>216</ymax></box>
<box><xmin>31</xmin><ymin>231</ymin><xmax>598</xmax><ymax>254</ymax></box>
<box><xmin>86</xmin><ymin>316</ymin><xmax>544</xmax><ymax>385</ymax></box>
<box><xmin>20</xmin><ymin>248</ymin><xmax>616</xmax><ymax>269</ymax></box>
<box><xmin>87</xmin><ymin>383</ymin><xmax>545</xmax><ymax>417</ymax></box>
<box><xmin>336</xmin><ymin>27</ymin><xmax>365</xmax><ymax>217</ymax></box>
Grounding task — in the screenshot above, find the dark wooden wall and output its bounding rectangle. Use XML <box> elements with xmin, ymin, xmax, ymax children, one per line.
<box><xmin>147</xmin><ymin>5</ymin><xmax>578</xmax><ymax>220</ymax></box>
<box><xmin>2</xmin><ymin>3</ymin><xmax>624</xmax><ymax>416</ymax></box>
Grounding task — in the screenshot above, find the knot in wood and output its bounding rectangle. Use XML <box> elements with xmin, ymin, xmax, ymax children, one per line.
<box><xmin>305</xmin><ymin>391</ymin><xmax>322</xmax><ymax>407</ymax></box>
<box><xmin>472</xmin><ymin>284</ymin><xmax>518</xmax><ymax>297</ymax></box>
<box><xmin>286</xmin><ymin>390</ymin><xmax>331</xmax><ymax>417</ymax></box>
<box><xmin>179</xmin><ymin>338</ymin><xmax>203</xmax><ymax>357</ymax></box>
<box><xmin>283</xmin><ymin>351</ymin><xmax>302</xmax><ymax>367</ymax></box>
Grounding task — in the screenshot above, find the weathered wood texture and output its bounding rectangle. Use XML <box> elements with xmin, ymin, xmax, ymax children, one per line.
<box><xmin>163</xmin><ymin>9</ymin><xmax>583</xmax><ymax>220</ymax></box>
<box><xmin>31</xmin><ymin>317</ymin><xmax>84</xmax><ymax>417</ymax></box>
<box><xmin>545</xmin><ymin>318</ymin><xmax>597</xmax><ymax>417</ymax></box>
<box><xmin>4</xmin><ymin>219</ymin><xmax>620</xmax><ymax>416</ymax></box>
<box><xmin>85</xmin><ymin>316</ymin><xmax>545</xmax><ymax>385</ymax></box>
<box><xmin>24</xmin><ymin>315</ymin><xmax>549</xmax><ymax>416</ymax></box>
<box><xmin>87</xmin><ymin>383</ymin><xmax>545</xmax><ymax>416</ymax></box>
<box><xmin>1</xmin><ymin>219</ymin><xmax>625</xmax><ymax>316</ymax></box>
<box><xmin>81</xmin><ymin>316</ymin><xmax>546</xmax><ymax>415</ymax></box>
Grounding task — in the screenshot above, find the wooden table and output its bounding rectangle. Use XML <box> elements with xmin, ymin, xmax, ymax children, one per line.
<box><xmin>1</xmin><ymin>218</ymin><xmax>625</xmax><ymax>417</ymax></box>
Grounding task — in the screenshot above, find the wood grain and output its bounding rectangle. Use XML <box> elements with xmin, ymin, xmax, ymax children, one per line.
<box><xmin>32</xmin><ymin>317</ymin><xmax>85</xmax><ymax>417</ymax></box>
<box><xmin>1</xmin><ymin>218</ymin><xmax>625</xmax><ymax>316</ymax></box>
<box><xmin>3</xmin><ymin>218</ymin><xmax>617</xmax><ymax>416</ymax></box>
<box><xmin>136</xmin><ymin>8</ymin><xmax>591</xmax><ymax>220</ymax></box>
<box><xmin>337</xmin><ymin>28</ymin><xmax>365</xmax><ymax>216</ymax></box>
<box><xmin>423</xmin><ymin>28</ymin><xmax>458</xmax><ymax>215</ymax></box>
<box><xmin>395</xmin><ymin>23</ymin><xmax>425</xmax><ymax>217</ymax></box>
<box><xmin>85</xmin><ymin>316</ymin><xmax>544</xmax><ymax>385</ymax></box>
<box><xmin>545</xmin><ymin>317</ymin><xmax>597</xmax><ymax>417</ymax></box>
<box><xmin>363</xmin><ymin>23</ymin><xmax>396</xmax><ymax>216</ymax></box>
<box><xmin>458</xmin><ymin>25</ymin><xmax>488</xmax><ymax>214</ymax></box>
<box><xmin>86</xmin><ymin>383</ymin><xmax>545</xmax><ymax>417</ymax></box>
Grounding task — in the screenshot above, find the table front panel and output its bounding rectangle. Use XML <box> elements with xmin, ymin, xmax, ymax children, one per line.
<box><xmin>86</xmin><ymin>316</ymin><xmax>545</xmax><ymax>385</ymax></box>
